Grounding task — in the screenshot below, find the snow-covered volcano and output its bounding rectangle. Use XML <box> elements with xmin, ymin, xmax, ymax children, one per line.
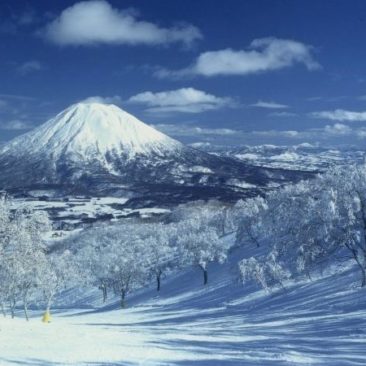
<box><xmin>0</xmin><ymin>102</ymin><xmax>311</xmax><ymax>202</ymax></box>
<box><xmin>1</xmin><ymin>102</ymin><xmax>182</xmax><ymax>161</ymax></box>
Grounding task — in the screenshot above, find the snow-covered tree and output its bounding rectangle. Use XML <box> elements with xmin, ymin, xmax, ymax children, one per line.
<box><xmin>143</xmin><ymin>223</ymin><xmax>176</xmax><ymax>291</ymax></box>
<box><xmin>74</xmin><ymin>226</ymin><xmax>117</xmax><ymax>303</ymax></box>
<box><xmin>109</xmin><ymin>234</ymin><xmax>147</xmax><ymax>308</ymax></box>
<box><xmin>0</xmin><ymin>197</ymin><xmax>12</xmax><ymax>315</ymax></box>
<box><xmin>235</xmin><ymin>196</ymin><xmax>267</xmax><ymax>248</ymax></box>
<box><xmin>73</xmin><ymin>223</ymin><xmax>151</xmax><ymax>308</ymax></box>
<box><xmin>170</xmin><ymin>200</ymin><xmax>233</xmax><ymax>237</ymax></box>
<box><xmin>238</xmin><ymin>251</ymin><xmax>289</xmax><ymax>291</ymax></box>
<box><xmin>39</xmin><ymin>250</ymin><xmax>77</xmax><ymax>316</ymax></box>
<box><xmin>236</xmin><ymin>163</ymin><xmax>366</xmax><ymax>288</ymax></box>
<box><xmin>177</xmin><ymin>222</ymin><xmax>227</xmax><ymax>285</ymax></box>
<box><xmin>316</xmin><ymin>165</ymin><xmax>366</xmax><ymax>286</ymax></box>
<box><xmin>0</xmin><ymin>206</ymin><xmax>51</xmax><ymax>320</ymax></box>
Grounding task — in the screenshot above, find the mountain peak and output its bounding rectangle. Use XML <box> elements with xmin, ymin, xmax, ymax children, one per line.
<box><xmin>2</xmin><ymin>102</ymin><xmax>182</xmax><ymax>159</ymax></box>
<box><xmin>69</xmin><ymin>101</ymin><xmax>121</xmax><ymax>112</ymax></box>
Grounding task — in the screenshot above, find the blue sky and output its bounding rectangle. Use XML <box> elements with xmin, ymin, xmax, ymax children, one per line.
<box><xmin>1</xmin><ymin>0</ymin><xmax>366</xmax><ymax>147</ymax></box>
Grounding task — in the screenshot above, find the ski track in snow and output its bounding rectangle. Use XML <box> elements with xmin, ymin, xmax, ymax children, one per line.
<box><xmin>1</xmin><ymin>244</ymin><xmax>366</xmax><ymax>366</ymax></box>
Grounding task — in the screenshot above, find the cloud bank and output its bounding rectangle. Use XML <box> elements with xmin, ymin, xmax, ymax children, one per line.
<box><xmin>311</xmin><ymin>109</ymin><xmax>366</xmax><ymax>122</ymax></box>
<box><xmin>128</xmin><ymin>88</ymin><xmax>234</xmax><ymax>113</ymax></box>
<box><xmin>156</xmin><ymin>37</ymin><xmax>320</xmax><ymax>78</ymax></box>
<box><xmin>250</xmin><ymin>100</ymin><xmax>289</xmax><ymax>109</ymax></box>
<box><xmin>80</xmin><ymin>95</ymin><xmax>122</xmax><ymax>105</ymax></box>
<box><xmin>43</xmin><ymin>0</ymin><xmax>202</xmax><ymax>47</ymax></box>
<box><xmin>153</xmin><ymin>122</ymin><xmax>366</xmax><ymax>146</ymax></box>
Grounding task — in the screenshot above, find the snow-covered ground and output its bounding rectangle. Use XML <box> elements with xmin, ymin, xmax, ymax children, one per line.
<box><xmin>210</xmin><ymin>144</ymin><xmax>366</xmax><ymax>172</ymax></box>
<box><xmin>1</xmin><ymin>244</ymin><xmax>365</xmax><ymax>366</ymax></box>
<box><xmin>9</xmin><ymin>196</ymin><xmax>170</xmax><ymax>236</ymax></box>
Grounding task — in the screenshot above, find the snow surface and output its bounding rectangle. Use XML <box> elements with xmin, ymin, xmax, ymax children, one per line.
<box><xmin>1</xmin><ymin>240</ymin><xmax>366</xmax><ymax>366</ymax></box>
<box><xmin>9</xmin><ymin>196</ymin><xmax>170</xmax><ymax>237</ymax></box>
<box><xmin>215</xmin><ymin>145</ymin><xmax>366</xmax><ymax>172</ymax></box>
<box><xmin>0</xmin><ymin>103</ymin><xmax>182</xmax><ymax>161</ymax></box>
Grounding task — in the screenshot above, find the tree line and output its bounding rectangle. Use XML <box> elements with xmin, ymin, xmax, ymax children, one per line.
<box><xmin>1</xmin><ymin>163</ymin><xmax>366</xmax><ymax>320</ymax></box>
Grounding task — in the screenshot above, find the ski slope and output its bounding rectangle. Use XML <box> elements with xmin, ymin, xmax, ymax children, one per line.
<box><xmin>1</xmin><ymin>244</ymin><xmax>366</xmax><ymax>366</ymax></box>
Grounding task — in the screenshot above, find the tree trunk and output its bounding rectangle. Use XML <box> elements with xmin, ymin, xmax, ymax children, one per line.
<box><xmin>10</xmin><ymin>299</ymin><xmax>15</xmax><ymax>319</ymax></box>
<box><xmin>352</xmin><ymin>250</ymin><xmax>366</xmax><ymax>288</ymax></box>
<box><xmin>46</xmin><ymin>297</ymin><xmax>52</xmax><ymax>313</ymax></box>
<box><xmin>156</xmin><ymin>271</ymin><xmax>162</xmax><ymax>292</ymax></box>
<box><xmin>306</xmin><ymin>269</ymin><xmax>313</xmax><ymax>281</ymax></box>
<box><xmin>203</xmin><ymin>269</ymin><xmax>208</xmax><ymax>285</ymax></box>
<box><xmin>121</xmin><ymin>289</ymin><xmax>126</xmax><ymax>308</ymax></box>
<box><xmin>24</xmin><ymin>299</ymin><xmax>29</xmax><ymax>321</ymax></box>
<box><xmin>361</xmin><ymin>266</ymin><xmax>366</xmax><ymax>287</ymax></box>
<box><xmin>100</xmin><ymin>284</ymin><xmax>107</xmax><ymax>303</ymax></box>
<box><xmin>199</xmin><ymin>265</ymin><xmax>208</xmax><ymax>285</ymax></box>
<box><xmin>23</xmin><ymin>288</ymin><xmax>30</xmax><ymax>321</ymax></box>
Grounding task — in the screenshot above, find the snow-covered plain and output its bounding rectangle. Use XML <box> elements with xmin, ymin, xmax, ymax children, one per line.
<box><xmin>2</xmin><ymin>244</ymin><xmax>365</xmax><ymax>366</ymax></box>
<box><xmin>210</xmin><ymin>144</ymin><xmax>366</xmax><ymax>172</ymax></box>
<box><xmin>9</xmin><ymin>196</ymin><xmax>170</xmax><ymax>235</ymax></box>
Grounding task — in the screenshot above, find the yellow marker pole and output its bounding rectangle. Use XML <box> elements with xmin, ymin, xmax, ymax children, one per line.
<box><xmin>42</xmin><ymin>310</ymin><xmax>52</xmax><ymax>323</ymax></box>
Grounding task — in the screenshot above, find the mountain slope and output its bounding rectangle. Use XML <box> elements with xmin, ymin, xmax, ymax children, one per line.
<box><xmin>0</xmin><ymin>103</ymin><xmax>313</xmax><ymax>201</ymax></box>
<box><xmin>1</xmin><ymin>102</ymin><xmax>182</xmax><ymax>159</ymax></box>
<box><xmin>1</xmin><ymin>242</ymin><xmax>365</xmax><ymax>365</ymax></box>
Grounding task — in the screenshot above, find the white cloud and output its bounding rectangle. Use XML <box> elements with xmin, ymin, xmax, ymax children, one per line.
<box><xmin>156</xmin><ymin>37</ymin><xmax>320</xmax><ymax>78</ymax></box>
<box><xmin>189</xmin><ymin>142</ymin><xmax>212</xmax><ymax>149</ymax></box>
<box><xmin>253</xmin><ymin>124</ymin><xmax>366</xmax><ymax>140</ymax></box>
<box><xmin>269</xmin><ymin>111</ymin><xmax>297</xmax><ymax>117</ymax></box>
<box><xmin>80</xmin><ymin>95</ymin><xmax>122</xmax><ymax>105</ymax></box>
<box><xmin>43</xmin><ymin>0</ymin><xmax>202</xmax><ymax>46</ymax></box>
<box><xmin>250</xmin><ymin>100</ymin><xmax>289</xmax><ymax>109</ymax></box>
<box><xmin>128</xmin><ymin>88</ymin><xmax>234</xmax><ymax>114</ymax></box>
<box><xmin>154</xmin><ymin>124</ymin><xmax>237</xmax><ymax>136</ymax></box>
<box><xmin>311</xmin><ymin>109</ymin><xmax>366</xmax><ymax>122</ymax></box>
<box><xmin>324</xmin><ymin>123</ymin><xmax>352</xmax><ymax>135</ymax></box>
<box><xmin>0</xmin><ymin>119</ymin><xmax>33</xmax><ymax>130</ymax></box>
<box><xmin>152</xmin><ymin>122</ymin><xmax>366</xmax><ymax>146</ymax></box>
<box><xmin>17</xmin><ymin>60</ymin><xmax>42</xmax><ymax>75</ymax></box>
<box><xmin>252</xmin><ymin>130</ymin><xmax>300</xmax><ymax>138</ymax></box>
<box><xmin>356</xmin><ymin>130</ymin><xmax>366</xmax><ymax>138</ymax></box>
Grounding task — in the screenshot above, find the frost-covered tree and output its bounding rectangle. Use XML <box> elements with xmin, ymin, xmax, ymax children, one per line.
<box><xmin>74</xmin><ymin>227</ymin><xmax>117</xmax><ymax>303</ymax></box>
<box><xmin>0</xmin><ymin>198</ymin><xmax>12</xmax><ymax>315</ymax></box>
<box><xmin>143</xmin><ymin>223</ymin><xmax>176</xmax><ymax>292</ymax></box>
<box><xmin>235</xmin><ymin>196</ymin><xmax>267</xmax><ymax>248</ymax></box>
<box><xmin>238</xmin><ymin>252</ymin><xmax>289</xmax><ymax>291</ymax></box>
<box><xmin>39</xmin><ymin>250</ymin><xmax>77</xmax><ymax>316</ymax></box>
<box><xmin>1</xmin><ymin>206</ymin><xmax>51</xmax><ymax>320</ymax></box>
<box><xmin>109</xmin><ymin>234</ymin><xmax>147</xmax><ymax>308</ymax></box>
<box><xmin>237</xmin><ymin>164</ymin><xmax>366</xmax><ymax>288</ymax></box>
<box><xmin>73</xmin><ymin>223</ymin><xmax>151</xmax><ymax>308</ymax></box>
<box><xmin>177</xmin><ymin>222</ymin><xmax>227</xmax><ymax>285</ymax></box>
<box><xmin>317</xmin><ymin>165</ymin><xmax>366</xmax><ymax>286</ymax></box>
<box><xmin>170</xmin><ymin>200</ymin><xmax>233</xmax><ymax>237</ymax></box>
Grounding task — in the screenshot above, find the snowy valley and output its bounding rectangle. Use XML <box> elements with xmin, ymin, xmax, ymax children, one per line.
<box><xmin>0</xmin><ymin>102</ymin><xmax>316</xmax><ymax>234</ymax></box>
<box><xmin>1</xmin><ymin>102</ymin><xmax>366</xmax><ymax>366</ymax></box>
<box><xmin>1</xmin><ymin>141</ymin><xmax>366</xmax><ymax>365</ymax></box>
